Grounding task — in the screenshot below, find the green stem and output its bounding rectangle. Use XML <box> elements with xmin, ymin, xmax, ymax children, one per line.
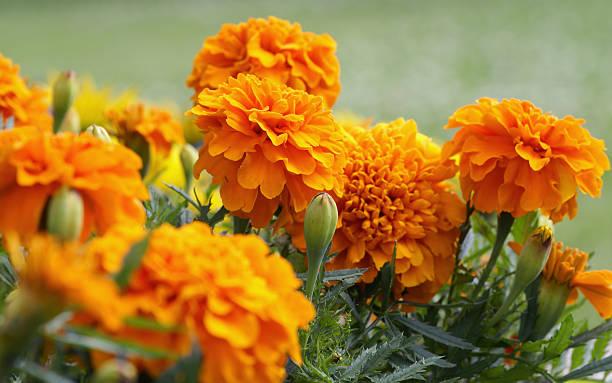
<box><xmin>304</xmin><ymin>248</ymin><xmax>325</xmax><ymax>302</ymax></box>
<box><xmin>471</xmin><ymin>212</ymin><xmax>514</xmax><ymax>299</ymax></box>
<box><xmin>232</xmin><ymin>216</ymin><xmax>250</xmax><ymax>234</ymax></box>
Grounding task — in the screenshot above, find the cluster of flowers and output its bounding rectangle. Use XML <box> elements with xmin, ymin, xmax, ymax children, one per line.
<box><xmin>0</xmin><ymin>15</ymin><xmax>611</xmax><ymax>382</ymax></box>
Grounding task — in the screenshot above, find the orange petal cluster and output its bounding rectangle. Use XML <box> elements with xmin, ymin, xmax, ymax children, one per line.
<box><xmin>86</xmin><ymin>222</ymin><xmax>314</xmax><ymax>383</ymax></box>
<box><xmin>0</xmin><ymin>130</ymin><xmax>148</xmax><ymax>239</ymax></box>
<box><xmin>106</xmin><ymin>102</ymin><xmax>184</xmax><ymax>155</ymax></box>
<box><xmin>292</xmin><ymin>118</ymin><xmax>465</xmax><ymax>304</ymax></box>
<box><xmin>191</xmin><ymin>74</ymin><xmax>346</xmax><ymax>227</ymax></box>
<box><xmin>4</xmin><ymin>232</ymin><xmax>126</xmax><ymax>331</ymax></box>
<box><xmin>187</xmin><ymin>16</ymin><xmax>340</xmax><ymax>106</ymax></box>
<box><xmin>543</xmin><ymin>242</ymin><xmax>612</xmax><ymax>319</ymax></box>
<box><xmin>443</xmin><ymin>98</ymin><xmax>610</xmax><ymax>222</ymax></box>
<box><xmin>0</xmin><ymin>53</ymin><xmax>51</xmax><ymax>130</ymax></box>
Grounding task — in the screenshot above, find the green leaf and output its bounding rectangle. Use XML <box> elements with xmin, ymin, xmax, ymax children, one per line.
<box><xmin>560</xmin><ymin>355</ymin><xmax>612</xmax><ymax>381</ymax></box>
<box><xmin>113</xmin><ymin>232</ymin><xmax>151</xmax><ymax>289</ymax></box>
<box><xmin>297</xmin><ymin>268</ymin><xmax>368</xmax><ymax>283</ymax></box>
<box><xmin>156</xmin><ymin>341</ymin><xmax>202</xmax><ymax>383</ymax></box>
<box><xmin>522</xmin><ymin>339</ymin><xmax>546</xmax><ymax>353</ymax></box>
<box><xmin>571</xmin><ymin>344</ymin><xmax>586</xmax><ymax>371</ymax></box>
<box><xmin>391</xmin><ymin>314</ymin><xmax>475</xmax><ymax>350</ymax></box>
<box><xmin>124</xmin><ymin>315</ymin><xmax>184</xmax><ymax>333</ymax></box>
<box><xmin>371</xmin><ymin>357</ymin><xmax>439</xmax><ymax>383</ymax></box>
<box><xmin>519</xmin><ymin>276</ymin><xmax>540</xmax><ymax>342</ymax></box>
<box><xmin>571</xmin><ymin>320</ymin><xmax>612</xmax><ymax>347</ymax></box>
<box><xmin>406</xmin><ymin>344</ymin><xmax>455</xmax><ymax>368</ymax></box>
<box><xmin>591</xmin><ymin>329</ymin><xmax>610</xmax><ymax>361</ymax></box>
<box><xmin>544</xmin><ymin>315</ymin><xmax>574</xmax><ymax>359</ymax></box>
<box><xmin>0</xmin><ymin>253</ymin><xmax>17</xmax><ymax>287</ymax></box>
<box><xmin>511</xmin><ymin>211</ymin><xmax>539</xmax><ymax>245</ymax></box>
<box><xmin>337</xmin><ymin>337</ymin><xmax>404</xmax><ymax>381</ymax></box>
<box><xmin>483</xmin><ymin>365</ymin><xmax>533</xmax><ymax>383</ymax></box>
<box><xmin>380</xmin><ymin>242</ymin><xmax>397</xmax><ymax>308</ymax></box>
<box><xmin>15</xmin><ymin>360</ymin><xmax>72</xmax><ymax>383</ymax></box>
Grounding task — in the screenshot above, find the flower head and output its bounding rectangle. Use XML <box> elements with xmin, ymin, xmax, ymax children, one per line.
<box><xmin>191</xmin><ymin>74</ymin><xmax>346</xmax><ymax>227</ymax></box>
<box><xmin>106</xmin><ymin>102</ymin><xmax>184</xmax><ymax>155</ymax></box>
<box><xmin>73</xmin><ymin>77</ymin><xmax>136</xmax><ymax>130</ymax></box>
<box><xmin>292</xmin><ymin>119</ymin><xmax>465</xmax><ymax>304</ymax></box>
<box><xmin>0</xmin><ymin>131</ymin><xmax>148</xmax><ymax>239</ymax></box>
<box><xmin>187</xmin><ymin>16</ymin><xmax>341</xmax><ymax>106</ymax></box>
<box><xmin>0</xmin><ymin>53</ymin><xmax>51</xmax><ymax>130</ymax></box>
<box><xmin>443</xmin><ymin>98</ymin><xmax>610</xmax><ymax>221</ymax></box>
<box><xmin>86</xmin><ymin>222</ymin><xmax>315</xmax><ymax>382</ymax></box>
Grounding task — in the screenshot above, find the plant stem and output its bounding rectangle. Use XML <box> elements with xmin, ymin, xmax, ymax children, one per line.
<box><xmin>232</xmin><ymin>216</ymin><xmax>250</xmax><ymax>234</ymax></box>
<box><xmin>471</xmin><ymin>212</ymin><xmax>514</xmax><ymax>299</ymax></box>
<box><xmin>304</xmin><ymin>249</ymin><xmax>325</xmax><ymax>301</ymax></box>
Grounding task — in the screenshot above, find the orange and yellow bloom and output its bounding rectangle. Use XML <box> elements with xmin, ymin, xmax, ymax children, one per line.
<box><xmin>443</xmin><ymin>98</ymin><xmax>610</xmax><ymax>222</ymax></box>
<box><xmin>187</xmin><ymin>16</ymin><xmax>341</xmax><ymax>106</ymax></box>
<box><xmin>0</xmin><ymin>130</ymin><xmax>148</xmax><ymax>239</ymax></box>
<box><xmin>191</xmin><ymin>73</ymin><xmax>346</xmax><ymax>227</ymax></box>
<box><xmin>0</xmin><ymin>53</ymin><xmax>51</xmax><ymax>130</ymax></box>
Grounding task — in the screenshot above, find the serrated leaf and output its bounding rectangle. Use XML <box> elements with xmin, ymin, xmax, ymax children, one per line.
<box><xmin>114</xmin><ymin>232</ymin><xmax>151</xmax><ymax>289</ymax></box>
<box><xmin>297</xmin><ymin>268</ymin><xmax>368</xmax><ymax>283</ymax></box>
<box><xmin>522</xmin><ymin>339</ymin><xmax>546</xmax><ymax>352</ymax></box>
<box><xmin>371</xmin><ymin>357</ymin><xmax>439</xmax><ymax>383</ymax></box>
<box><xmin>406</xmin><ymin>344</ymin><xmax>455</xmax><ymax>368</ymax></box>
<box><xmin>560</xmin><ymin>355</ymin><xmax>612</xmax><ymax>381</ymax></box>
<box><xmin>392</xmin><ymin>314</ymin><xmax>475</xmax><ymax>350</ymax></box>
<box><xmin>591</xmin><ymin>329</ymin><xmax>610</xmax><ymax>361</ymax></box>
<box><xmin>571</xmin><ymin>320</ymin><xmax>611</xmax><ymax>347</ymax></box>
<box><xmin>571</xmin><ymin>344</ymin><xmax>586</xmax><ymax>371</ymax></box>
<box><xmin>544</xmin><ymin>315</ymin><xmax>574</xmax><ymax>359</ymax></box>
<box><xmin>15</xmin><ymin>360</ymin><xmax>72</xmax><ymax>383</ymax></box>
<box><xmin>338</xmin><ymin>338</ymin><xmax>404</xmax><ymax>381</ymax></box>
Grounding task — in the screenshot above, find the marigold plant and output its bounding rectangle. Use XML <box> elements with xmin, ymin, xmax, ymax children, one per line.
<box><xmin>190</xmin><ymin>73</ymin><xmax>346</xmax><ymax>227</ymax></box>
<box><xmin>187</xmin><ymin>16</ymin><xmax>341</xmax><ymax>106</ymax></box>
<box><xmin>0</xmin><ymin>130</ymin><xmax>148</xmax><ymax>239</ymax></box>
<box><xmin>443</xmin><ymin>98</ymin><xmax>610</xmax><ymax>221</ymax></box>
<box><xmin>84</xmin><ymin>222</ymin><xmax>315</xmax><ymax>383</ymax></box>
<box><xmin>0</xmin><ymin>53</ymin><xmax>51</xmax><ymax>130</ymax></box>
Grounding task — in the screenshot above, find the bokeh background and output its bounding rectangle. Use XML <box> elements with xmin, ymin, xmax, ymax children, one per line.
<box><xmin>1</xmin><ymin>0</ymin><xmax>610</xmax><ymax>322</ymax></box>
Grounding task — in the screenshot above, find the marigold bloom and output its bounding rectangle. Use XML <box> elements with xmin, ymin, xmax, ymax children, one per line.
<box><xmin>542</xmin><ymin>242</ymin><xmax>612</xmax><ymax>318</ymax></box>
<box><xmin>73</xmin><ymin>77</ymin><xmax>136</xmax><ymax>130</ymax></box>
<box><xmin>0</xmin><ymin>53</ymin><xmax>51</xmax><ymax>130</ymax></box>
<box><xmin>86</xmin><ymin>222</ymin><xmax>315</xmax><ymax>382</ymax></box>
<box><xmin>0</xmin><ymin>131</ymin><xmax>148</xmax><ymax>239</ymax></box>
<box><xmin>187</xmin><ymin>16</ymin><xmax>341</xmax><ymax>106</ymax></box>
<box><xmin>4</xmin><ymin>232</ymin><xmax>125</xmax><ymax>330</ymax></box>
<box><xmin>106</xmin><ymin>102</ymin><xmax>184</xmax><ymax>155</ymax></box>
<box><xmin>443</xmin><ymin>98</ymin><xmax>610</xmax><ymax>222</ymax></box>
<box><xmin>291</xmin><ymin>119</ymin><xmax>465</xmax><ymax>303</ymax></box>
<box><xmin>191</xmin><ymin>74</ymin><xmax>346</xmax><ymax>227</ymax></box>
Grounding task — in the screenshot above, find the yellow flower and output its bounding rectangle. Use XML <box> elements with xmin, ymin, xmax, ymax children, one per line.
<box><xmin>190</xmin><ymin>74</ymin><xmax>346</xmax><ymax>227</ymax></box>
<box><xmin>0</xmin><ymin>130</ymin><xmax>148</xmax><ymax>239</ymax></box>
<box><xmin>73</xmin><ymin>77</ymin><xmax>136</xmax><ymax>129</ymax></box>
<box><xmin>86</xmin><ymin>222</ymin><xmax>315</xmax><ymax>382</ymax></box>
<box><xmin>187</xmin><ymin>16</ymin><xmax>341</xmax><ymax>107</ymax></box>
<box><xmin>442</xmin><ymin>98</ymin><xmax>610</xmax><ymax>222</ymax></box>
<box><xmin>0</xmin><ymin>53</ymin><xmax>51</xmax><ymax>130</ymax></box>
<box><xmin>290</xmin><ymin>118</ymin><xmax>465</xmax><ymax>305</ymax></box>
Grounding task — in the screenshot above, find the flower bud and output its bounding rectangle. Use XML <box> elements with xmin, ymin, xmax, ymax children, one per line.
<box><xmin>52</xmin><ymin>71</ymin><xmax>78</xmax><ymax>132</ymax></box>
<box><xmin>528</xmin><ymin>278</ymin><xmax>571</xmax><ymax>340</ymax></box>
<box><xmin>46</xmin><ymin>186</ymin><xmax>84</xmax><ymax>241</ymax></box>
<box><xmin>303</xmin><ymin>192</ymin><xmax>338</xmax><ymax>301</ymax></box>
<box><xmin>180</xmin><ymin>143</ymin><xmax>199</xmax><ymax>190</ymax></box>
<box><xmin>85</xmin><ymin>124</ymin><xmax>113</xmax><ymax>143</ymax></box>
<box><xmin>59</xmin><ymin>108</ymin><xmax>81</xmax><ymax>133</ymax></box>
<box><xmin>489</xmin><ymin>226</ymin><xmax>553</xmax><ymax>325</ymax></box>
<box><xmin>91</xmin><ymin>359</ymin><xmax>137</xmax><ymax>383</ymax></box>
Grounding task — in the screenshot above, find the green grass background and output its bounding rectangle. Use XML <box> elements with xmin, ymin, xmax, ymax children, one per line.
<box><xmin>1</xmin><ymin>0</ymin><xmax>610</xmax><ymax>322</ymax></box>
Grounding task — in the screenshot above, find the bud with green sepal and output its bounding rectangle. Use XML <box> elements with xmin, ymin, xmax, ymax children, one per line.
<box><xmin>303</xmin><ymin>192</ymin><xmax>338</xmax><ymax>301</ymax></box>
<box><xmin>489</xmin><ymin>225</ymin><xmax>553</xmax><ymax>326</ymax></box>
<box><xmin>85</xmin><ymin>124</ymin><xmax>113</xmax><ymax>143</ymax></box>
<box><xmin>46</xmin><ymin>186</ymin><xmax>84</xmax><ymax>241</ymax></box>
<box><xmin>59</xmin><ymin>108</ymin><xmax>81</xmax><ymax>133</ymax></box>
<box><xmin>180</xmin><ymin>143</ymin><xmax>199</xmax><ymax>192</ymax></box>
<box><xmin>52</xmin><ymin>71</ymin><xmax>78</xmax><ymax>133</ymax></box>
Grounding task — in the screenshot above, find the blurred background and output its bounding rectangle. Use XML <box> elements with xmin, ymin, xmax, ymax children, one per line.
<box><xmin>1</xmin><ymin>0</ymin><xmax>610</xmax><ymax>322</ymax></box>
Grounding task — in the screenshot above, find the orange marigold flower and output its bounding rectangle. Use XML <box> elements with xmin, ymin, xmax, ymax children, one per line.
<box><xmin>4</xmin><ymin>232</ymin><xmax>126</xmax><ymax>331</ymax></box>
<box><xmin>187</xmin><ymin>16</ymin><xmax>341</xmax><ymax>106</ymax></box>
<box><xmin>543</xmin><ymin>242</ymin><xmax>612</xmax><ymax>318</ymax></box>
<box><xmin>443</xmin><ymin>98</ymin><xmax>610</xmax><ymax>222</ymax></box>
<box><xmin>291</xmin><ymin>119</ymin><xmax>465</xmax><ymax>304</ymax></box>
<box><xmin>106</xmin><ymin>102</ymin><xmax>184</xmax><ymax>155</ymax></box>
<box><xmin>0</xmin><ymin>53</ymin><xmax>51</xmax><ymax>130</ymax></box>
<box><xmin>191</xmin><ymin>74</ymin><xmax>346</xmax><ymax>227</ymax></box>
<box><xmin>86</xmin><ymin>222</ymin><xmax>315</xmax><ymax>382</ymax></box>
<box><xmin>0</xmin><ymin>131</ymin><xmax>148</xmax><ymax>239</ymax></box>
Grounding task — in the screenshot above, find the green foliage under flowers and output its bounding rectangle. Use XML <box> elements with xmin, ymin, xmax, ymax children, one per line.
<box><xmin>0</xmin><ymin>189</ymin><xmax>611</xmax><ymax>382</ymax></box>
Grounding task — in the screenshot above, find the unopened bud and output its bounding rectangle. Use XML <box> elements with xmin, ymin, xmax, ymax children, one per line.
<box><xmin>91</xmin><ymin>359</ymin><xmax>137</xmax><ymax>383</ymax></box>
<box><xmin>85</xmin><ymin>124</ymin><xmax>113</xmax><ymax>143</ymax></box>
<box><xmin>303</xmin><ymin>192</ymin><xmax>338</xmax><ymax>301</ymax></box>
<box><xmin>46</xmin><ymin>186</ymin><xmax>84</xmax><ymax>241</ymax></box>
<box><xmin>530</xmin><ymin>278</ymin><xmax>571</xmax><ymax>340</ymax></box>
<box><xmin>59</xmin><ymin>108</ymin><xmax>81</xmax><ymax>133</ymax></box>
<box><xmin>180</xmin><ymin>143</ymin><xmax>199</xmax><ymax>190</ymax></box>
<box><xmin>489</xmin><ymin>226</ymin><xmax>553</xmax><ymax>326</ymax></box>
<box><xmin>52</xmin><ymin>71</ymin><xmax>78</xmax><ymax>133</ymax></box>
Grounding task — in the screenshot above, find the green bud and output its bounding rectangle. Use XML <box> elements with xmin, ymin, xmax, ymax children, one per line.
<box><xmin>52</xmin><ymin>71</ymin><xmax>78</xmax><ymax>133</ymax></box>
<box><xmin>58</xmin><ymin>108</ymin><xmax>81</xmax><ymax>133</ymax></box>
<box><xmin>180</xmin><ymin>143</ymin><xmax>199</xmax><ymax>190</ymax></box>
<box><xmin>530</xmin><ymin>278</ymin><xmax>571</xmax><ymax>340</ymax></box>
<box><xmin>46</xmin><ymin>186</ymin><xmax>84</xmax><ymax>241</ymax></box>
<box><xmin>91</xmin><ymin>359</ymin><xmax>137</xmax><ymax>383</ymax></box>
<box><xmin>489</xmin><ymin>226</ymin><xmax>553</xmax><ymax>326</ymax></box>
<box><xmin>85</xmin><ymin>124</ymin><xmax>113</xmax><ymax>143</ymax></box>
<box><xmin>303</xmin><ymin>192</ymin><xmax>338</xmax><ymax>301</ymax></box>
